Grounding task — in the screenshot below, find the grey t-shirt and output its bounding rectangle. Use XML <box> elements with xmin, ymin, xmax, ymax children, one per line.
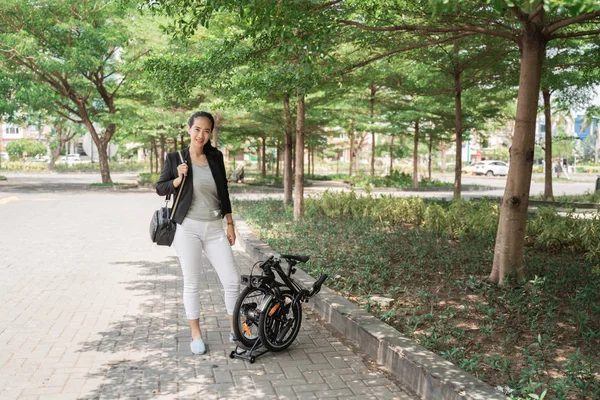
<box><xmin>186</xmin><ymin>164</ymin><xmax>221</xmax><ymax>221</ymax></box>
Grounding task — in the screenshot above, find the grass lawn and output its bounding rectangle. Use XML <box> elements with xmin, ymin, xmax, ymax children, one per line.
<box><xmin>234</xmin><ymin>199</ymin><xmax>600</xmax><ymax>400</ymax></box>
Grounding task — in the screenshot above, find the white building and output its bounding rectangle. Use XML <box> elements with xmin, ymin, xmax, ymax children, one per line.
<box><xmin>0</xmin><ymin>122</ymin><xmax>52</xmax><ymax>153</ymax></box>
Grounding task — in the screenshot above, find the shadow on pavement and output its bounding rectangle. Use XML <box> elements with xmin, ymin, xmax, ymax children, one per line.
<box><xmin>75</xmin><ymin>257</ymin><xmax>273</xmax><ymax>400</ymax></box>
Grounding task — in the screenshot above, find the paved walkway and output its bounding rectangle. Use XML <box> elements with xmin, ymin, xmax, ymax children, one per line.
<box><xmin>0</xmin><ymin>185</ymin><xmax>415</xmax><ymax>399</ymax></box>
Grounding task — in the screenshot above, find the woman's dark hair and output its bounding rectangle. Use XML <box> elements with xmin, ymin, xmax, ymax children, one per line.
<box><xmin>188</xmin><ymin>111</ymin><xmax>217</xmax><ymax>153</ymax></box>
<box><xmin>188</xmin><ymin>111</ymin><xmax>214</xmax><ymax>131</ymax></box>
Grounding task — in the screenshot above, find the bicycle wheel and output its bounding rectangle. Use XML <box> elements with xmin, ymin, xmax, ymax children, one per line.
<box><xmin>258</xmin><ymin>292</ymin><xmax>302</xmax><ymax>352</ymax></box>
<box><xmin>233</xmin><ymin>286</ymin><xmax>267</xmax><ymax>349</ymax></box>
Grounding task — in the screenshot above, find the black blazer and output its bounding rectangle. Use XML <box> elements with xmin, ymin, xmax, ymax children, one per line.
<box><xmin>156</xmin><ymin>147</ymin><xmax>232</xmax><ymax>224</ymax></box>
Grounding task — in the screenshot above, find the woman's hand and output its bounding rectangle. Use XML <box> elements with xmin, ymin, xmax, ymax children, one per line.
<box><xmin>177</xmin><ymin>162</ymin><xmax>188</xmax><ymax>178</ymax></box>
<box><xmin>174</xmin><ymin>162</ymin><xmax>188</xmax><ymax>188</ymax></box>
<box><xmin>227</xmin><ymin>223</ymin><xmax>236</xmax><ymax>246</ymax></box>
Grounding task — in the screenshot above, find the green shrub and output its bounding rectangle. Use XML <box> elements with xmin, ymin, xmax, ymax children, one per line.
<box><xmin>308</xmin><ymin>191</ymin><xmax>600</xmax><ymax>261</ymax></box>
<box><xmin>5</xmin><ymin>139</ymin><xmax>47</xmax><ymax>159</ymax></box>
<box><xmin>307</xmin><ymin>174</ymin><xmax>334</xmax><ymax>180</ymax></box>
<box><xmin>0</xmin><ymin>161</ymin><xmax>48</xmax><ymax>171</ymax></box>
<box><xmin>310</xmin><ymin>171</ymin><xmax>451</xmax><ymax>189</ymax></box>
<box><xmin>51</xmin><ymin>160</ymin><xmax>147</xmax><ymax>173</ymax></box>
<box><xmin>247</xmin><ymin>175</ymin><xmax>283</xmax><ymax>186</ymax></box>
<box><xmin>424</xmin><ymin>202</ymin><xmax>448</xmax><ymax>235</ymax></box>
<box><xmin>138</xmin><ymin>172</ymin><xmax>161</xmax><ymax>185</ymax></box>
<box><xmin>1</xmin><ymin>159</ymin><xmax>148</xmax><ymax>173</ymax></box>
<box><xmin>463</xmin><ymin>200</ymin><xmax>499</xmax><ymax>241</ymax></box>
<box><xmin>0</xmin><ymin>175</ymin><xmax>6</xmax><ymax>181</ymax></box>
<box><xmin>526</xmin><ymin>206</ymin><xmax>600</xmax><ymax>262</ymax></box>
<box><xmin>533</xmin><ymin>191</ymin><xmax>600</xmax><ymax>204</ymax></box>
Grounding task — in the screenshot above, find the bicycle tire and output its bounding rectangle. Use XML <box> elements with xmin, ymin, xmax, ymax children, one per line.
<box><xmin>233</xmin><ymin>286</ymin><xmax>268</xmax><ymax>349</ymax></box>
<box><xmin>258</xmin><ymin>292</ymin><xmax>302</xmax><ymax>352</ymax></box>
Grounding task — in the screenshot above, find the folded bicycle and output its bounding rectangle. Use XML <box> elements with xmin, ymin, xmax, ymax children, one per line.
<box><xmin>229</xmin><ymin>254</ymin><xmax>327</xmax><ymax>363</ymax></box>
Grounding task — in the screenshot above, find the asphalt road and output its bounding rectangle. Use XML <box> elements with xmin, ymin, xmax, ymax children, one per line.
<box><xmin>0</xmin><ymin>171</ymin><xmax>597</xmax><ymax>200</ymax></box>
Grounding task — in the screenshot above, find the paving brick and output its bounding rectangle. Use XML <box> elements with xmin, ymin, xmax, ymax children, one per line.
<box><xmin>345</xmin><ymin>379</ymin><xmax>372</xmax><ymax>395</ymax></box>
<box><xmin>253</xmin><ymin>380</ymin><xmax>276</xmax><ymax>395</ymax></box>
<box><xmin>302</xmin><ymin>371</ymin><xmax>326</xmax><ymax>384</ymax></box>
<box><xmin>281</xmin><ymin>365</ymin><xmax>302</xmax><ymax>379</ymax></box>
<box><xmin>294</xmin><ymin>383</ymin><xmax>330</xmax><ymax>392</ymax></box>
<box><xmin>313</xmin><ymin>388</ymin><xmax>354</xmax><ymax>397</ymax></box>
<box><xmin>322</xmin><ymin>375</ymin><xmax>348</xmax><ymax>390</ymax></box>
<box><xmin>272</xmin><ymin>378</ymin><xmax>310</xmax><ymax>387</ymax></box>
<box><xmin>293</xmin><ymin>391</ymin><xmax>319</xmax><ymax>400</ymax></box>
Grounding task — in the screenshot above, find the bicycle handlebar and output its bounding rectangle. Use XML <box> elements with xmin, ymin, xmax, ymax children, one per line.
<box><xmin>258</xmin><ymin>256</ymin><xmax>327</xmax><ymax>298</ymax></box>
<box><xmin>308</xmin><ymin>274</ymin><xmax>328</xmax><ymax>297</ymax></box>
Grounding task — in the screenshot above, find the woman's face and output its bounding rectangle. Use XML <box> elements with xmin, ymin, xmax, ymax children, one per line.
<box><xmin>188</xmin><ymin>117</ymin><xmax>212</xmax><ymax>150</ymax></box>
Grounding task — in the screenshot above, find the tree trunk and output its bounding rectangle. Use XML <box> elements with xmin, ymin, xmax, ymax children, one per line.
<box><xmin>595</xmin><ymin>127</ymin><xmax>599</xmax><ymax>164</ymax></box>
<box><xmin>306</xmin><ymin>145</ymin><xmax>310</xmax><ymax>176</ymax></box>
<box><xmin>78</xmin><ymin>104</ymin><xmax>114</xmax><ymax>183</ymax></box>
<box><xmin>349</xmin><ymin>119</ymin><xmax>355</xmax><ymax>176</ymax></box>
<box><xmin>453</xmin><ymin>41</ymin><xmax>463</xmax><ymax>201</ymax></box>
<box><xmin>294</xmin><ymin>92</ymin><xmax>305</xmax><ymax>221</ymax></box>
<box><xmin>97</xmin><ymin>127</ymin><xmax>114</xmax><ymax>183</ymax></box>
<box><xmin>542</xmin><ymin>89</ymin><xmax>554</xmax><ymax>201</ymax></box>
<box><xmin>149</xmin><ymin>141</ymin><xmax>154</xmax><ymax>174</ymax></box>
<box><xmin>153</xmin><ymin>139</ymin><xmax>159</xmax><ymax>173</ymax></box>
<box><xmin>370</xmin><ymin>83</ymin><xmax>376</xmax><ymax>176</ymax></box>
<box><xmin>159</xmin><ymin>134</ymin><xmax>166</xmax><ymax>173</ymax></box>
<box><xmin>97</xmin><ymin>140</ymin><xmax>111</xmax><ymax>183</ymax></box>
<box><xmin>276</xmin><ymin>139</ymin><xmax>280</xmax><ymax>178</ymax></box>
<box><xmin>311</xmin><ymin>146</ymin><xmax>315</xmax><ymax>176</ymax></box>
<box><xmin>180</xmin><ymin>134</ymin><xmax>185</xmax><ymax>150</ymax></box>
<box><xmin>440</xmin><ymin>142</ymin><xmax>447</xmax><ymax>174</ymax></box>
<box><xmin>389</xmin><ymin>135</ymin><xmax>394</xmax><ymax>173</ymax></box>
<box><xmin>84</xmin><ymin>125</ymin><xmax>114</xmax><ymax>183</ymax></box>
<box><xmin>490</xmin><ymin>23</ymin><xmax>546</xmax><ymax>286</ymax></box>
<box><xmin>428</xmin><ymin>134</ymin><xmax>433</xmax><ymax>180</ymax></box>
<box><xmin>283</xmin><ymin>94</ymin><xmax>293</xmax><ymax>205</ymax></box>
<box><xmin>212</xmin><ymin>113</ymin><xmax>221</xmax><ymax>148</ymax></box>
<box><xmin>412</xmin><ymin>120</ymin><xmax>419</xmax><ymax>188</ymax></box>
<box><xmin>261</xmin><ymin>136</ymin><xmax>267</xmax><ymax>178</ymax></box>
<box><xmin>48</xmin><ymin>126</ymin><xmax>73</xmax><ymax>169</ymax></box>
<box><xmin>256</xmin><ymin>140</ymin><xmax>262</xmax><ymax>175</ymax></box>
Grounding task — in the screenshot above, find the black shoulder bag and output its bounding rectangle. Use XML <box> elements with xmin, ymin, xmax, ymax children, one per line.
<box><xmin>150</xmin><ymin>151</ymin><xmax>186</xmax><ymax>246</ymax></box>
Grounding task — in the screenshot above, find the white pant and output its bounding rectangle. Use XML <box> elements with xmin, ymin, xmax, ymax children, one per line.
<box><xmin>173</xmin><ymin>218</ymin><xmax>240</xmax><ymax>318</ymax></box>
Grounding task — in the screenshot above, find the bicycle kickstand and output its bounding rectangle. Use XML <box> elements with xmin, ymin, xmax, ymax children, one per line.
<box><xmin>229</xmin><ymin>338</ymin><xmax>269</xmax><ymax>364</ymax></box>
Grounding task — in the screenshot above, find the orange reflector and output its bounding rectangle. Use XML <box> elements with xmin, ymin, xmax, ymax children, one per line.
<box><xmin>243</xmin><ymin>323</ymin><xmax>251</xmax><ymax>336</ymax></box>
<box><xmin>268</xmin><ymin>303</ymin><xmax>280</xmax><ymax>316</ymax></box>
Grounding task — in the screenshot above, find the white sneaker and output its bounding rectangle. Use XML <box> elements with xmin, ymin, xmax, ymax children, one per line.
<box><xmin>190</xmin><ymin>338</ymin><xmax>206</xmax><ymax>355</ymax></box>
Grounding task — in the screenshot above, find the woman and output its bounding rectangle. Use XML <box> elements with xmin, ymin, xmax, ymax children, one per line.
<box><xmin>156</xmin><ymin>111</ymin><xmax>239</xmax><ymax>355</ymax></box>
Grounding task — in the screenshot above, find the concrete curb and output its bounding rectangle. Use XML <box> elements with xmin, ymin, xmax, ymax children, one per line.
<box><xmin>471</xmin><ymin>196</ymin><xmax>600</xmax><ymax>210</ymax></box>
<box><xmin>234</xmin><ymin>216</ymin><xmax>508</xmax><ymax>400</ymax></box>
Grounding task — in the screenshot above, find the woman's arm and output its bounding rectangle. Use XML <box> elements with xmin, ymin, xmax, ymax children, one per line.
<box><xmin>155</xmin><ymin>154</ymin><xmax>176</xmax><ymax>196</ymax></box>
<box><xmin>225</xmin><ymin>213</ymin><xmax>235</xmax><ymax>245</ymax></box>
<box><xmin>218</xmin><ymin>153</ymin><xmax>233</xmax><ymax>214</ymax></box>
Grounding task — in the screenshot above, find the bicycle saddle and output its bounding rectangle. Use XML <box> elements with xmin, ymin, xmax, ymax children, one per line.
<box><xmin>280</xmin><ymin>254</ymin><xmax>310</xmax><ymax>263</ymax></box>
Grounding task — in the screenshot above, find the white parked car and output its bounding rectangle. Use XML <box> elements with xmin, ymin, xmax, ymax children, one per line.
<box><xmin>462</xmin><ymin>162</ymin><xmax>484</xmax><ymax>175</ymax></box>
<box><xmin>58</xmin><ymin>154</ymin><xmax>82</xmax><ymax>165</ymax></box>
<box><xmin>474</xmin><ymin>160</ymin><xmax>509</xmax><ymax>176</ymax></box>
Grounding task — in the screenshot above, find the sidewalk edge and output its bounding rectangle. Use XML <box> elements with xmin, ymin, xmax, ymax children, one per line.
<box><xmin>234</xmin><ymin>216</ymin><xmax>508</xmax><ymax>400</ymax></box>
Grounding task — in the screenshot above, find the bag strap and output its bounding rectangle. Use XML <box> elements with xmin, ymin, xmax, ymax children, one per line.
<box><xmin>169</xmin><ymin>151</ymin><xmax>186</xmax><ymax>220</ymax></box>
